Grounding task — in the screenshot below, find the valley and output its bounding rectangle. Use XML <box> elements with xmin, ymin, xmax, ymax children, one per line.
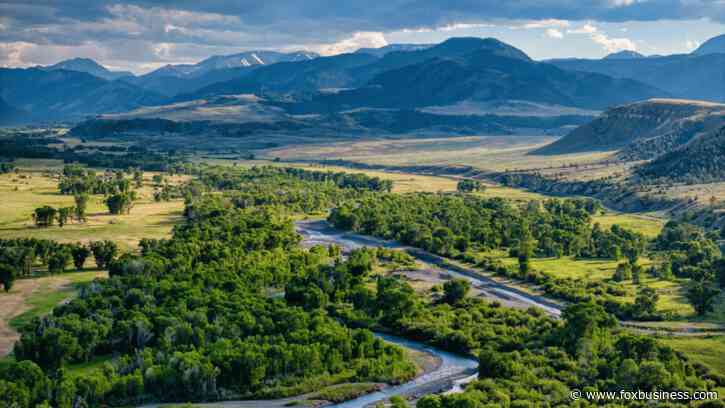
<box><xmin>1</xmin><ymin>15</ymin><xmax>725</xmax><ymax>407</ymax></box>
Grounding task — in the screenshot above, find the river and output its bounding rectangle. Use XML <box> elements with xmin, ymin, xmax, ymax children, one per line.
<box><xmin>295</xmin><ymin>219</ymin><xmax>562</xmax><ymax>317</ymax></box>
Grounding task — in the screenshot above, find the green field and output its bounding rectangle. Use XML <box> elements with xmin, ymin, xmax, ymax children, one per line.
<box><xmin>485</xmin><ymin>252</ymin><xmax>692</xmax><ymax>316</ymax></box>
<box><xmin>0</xmin><ymin>164</ymin><xmax>185</xmax><ymax>251</ymax></box>
<box><xmin>660</xmin><ymin>336</ymin><xmax>725</xmax><ymax>378</ymax></box>
<box><xmin>9</xmin><ymin>271</ymin><xmax>107</xmax><ymax>331</ymax></box>
<box><xmin>592</xmin><ymin>213</ymin><xmax>665</xmax><ymax>238</ymax></box>
<box><xmin>260</xmin><ymin>135</ymin><xmax>615</xmax><ymax>172</ymax></box>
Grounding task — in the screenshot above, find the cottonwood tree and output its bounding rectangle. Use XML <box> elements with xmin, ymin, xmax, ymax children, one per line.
<box><xmin>33</xmin><ymin>206</ymin><xmax>57</xmax><ymax>228</ymax></box>
<box><xmin>106</xmin><ymin>192</ymin><xmax>136</xmax><ymax>215</ymax></box>
<box><xmin>89</xmin><ymin>241</ymin><xmax>118</xmax><ymax>269</ymax></box>
<box><xmin>73</xmin><ymin>194</ymin><xmax>89</xmax><ymax>222</ymax></box>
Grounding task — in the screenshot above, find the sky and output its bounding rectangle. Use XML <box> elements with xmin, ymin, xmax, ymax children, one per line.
<box><xmin>0</xmin><ymin>0</ymin><xmax>724</xmax><ymax>74</ymax></box>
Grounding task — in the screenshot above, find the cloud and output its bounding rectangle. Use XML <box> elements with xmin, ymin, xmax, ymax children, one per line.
<box><xmin>686</xmin><ymin>39</ymin><xmax>701</xmax><ymax>51</ymax></box>
<box><xmin>567</xmin><ymin>22</ymin><xmax>598</xmax><ymax>34</ymax></box>
<box><xmin>312</xmin><ymin>32</ymin><xmax>388</xmax><ymax>56</ymax></box>
<box><xmin>0</xmin><ymin>1</ymin><xmax>722</xmax><ymax>71</ymax></box>
<box><xmin>545</xmin><ymin>28</ymin><xmax>564</xmax><ymax>39</ymax></box>
<box><xmin>519</xmin><ymin>19</ymin><xmax>571</xmax><ymax>29</ymax></box>
<box><xmin>568</xmin><ymin>22</ymin><xmax>636</xmax><ymax>52</ymax></box>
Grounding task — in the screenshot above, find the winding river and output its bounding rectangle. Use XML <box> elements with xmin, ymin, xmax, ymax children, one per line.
<box><xmin>296</xmin><ymin>220</ymin><xmax>562</xmax><ymax>317</ymax></box>
<box><xmin>329</xmin><ymin>334</ymin><xmax>478</xmax><ymax>408</ymax></box>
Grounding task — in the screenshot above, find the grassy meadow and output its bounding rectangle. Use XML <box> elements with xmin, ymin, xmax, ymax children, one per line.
<box><xmin>660</xmin><ymin>336</ymin><xmax>725</xmax><ymax>381</ymax></box>
<box><xmin>482</xmin><ymin>249</ymin><xmax>693</xmax><ymax>316</ymax></box>
<box><xmin>0</xmin><ymin>161</ymin><xmax>186</xmax><ymax>251</ymax></box>
<box><xmin>261</xmin><ymin>135</ymin><xmax>615</xmax><ymax>173</ymax></box>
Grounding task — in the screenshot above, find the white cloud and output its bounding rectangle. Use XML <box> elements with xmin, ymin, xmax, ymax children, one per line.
<box><xmin>567</xmin><ymin>22</ymin><xmax>636</xmax><ymax>52</ymax></box>
<box><xmin>686</xmin><ymin>39</ymin><xmax>701</xmax><ymax>51</ymax></box>
<box><xmin>609</xmin><ymin>0</ymin><xmax>638</xmax><ymax>6</ymax></box>
<box><xmin>0</xmin><ymin>41</ymin><xmax>35</xmax><ymax>67</ymax></box>
<box><xmin>438</xmin><ymin>23</ymin><xmax>494</xmax><ymax>31</ymax></box>
<box><xmin>313</xmin><ymin>31</ymin><xmax>388</xmax><ymax>56</ymax></box>
<box><xmin>567</xmin><ymin>22</ymin><xmax>598</xmax><ymax>34</ymax></box>
<box><xmin>545</xmin><ymin>28</ymin><xmax>564</xmax><ymax>39</ymax></box>
<box><xmin>519</xmin><ymin>19</ymin><xmax>570</xmax><ymax>29</ymax></box>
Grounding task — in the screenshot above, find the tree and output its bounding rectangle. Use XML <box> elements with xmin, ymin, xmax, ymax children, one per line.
<box><xmin>559</xmin><ymin>302</ymin><xmax>617</xmax><ymax>355</ymax></box>
<box><xmin>377</xmin><ymin>277</ymin><xmax>418</xmax><ymax>326</ymax></box>
<box><xmin>48</xmin><ymin>249</ymin><xmax>71</xmax><ymax>274</ymax></box>
<box><xmin>90</xmin><ymin>241</ymin><xmax>118</xmax><ymax>269</ymax></box>
<box><xmin>518</xmin><ymin>222</ymin><xmax>534</xmax><ymax>274</ymax></box>
<box><xmin>442</xmin><ymin>279</ymin><xmax>470</xmax><ymax>305</ymax></box>
<box><xmin>686</xmin><ymin>282</ymin><xmax>721</xmax><ymax>316</ymax></box>
<box><xmin>57</xmin><ymin>207</ymin><xmax>74</xmax><ymax>228</ymax></box>
<box><xmin>74</xmin><ymin>193</ymin><xmax>89</xmax><ymax>222</ymax></box>
<box><xmin>347</xmin><ymin>249</ymin><xmax>374</xmax><ymax>277</ymax></box>
<box><xmin>658</xmin><ymin>261</ymin><xmax>673</xmax><ymax>280</ymax></box>
<box><xmin>152</xmin><ymin>174</ymin><xmax>164</xmax><ymax>185</ymax></box>
<box><xmin>715</xmin><ymin>258</ymin><xmax>725</xmax><ymax>289</ymax></box>
<box><xmin>71</xmin><ymin>245</ymin><xmax>91</xmax><ymax>270</ymax></box>
<box><xmin>631</xmin><ymin>263</ymin><xmax>642</xmax><ymax>285</ymax></box>
<box><xmin>633</xmin><ymin>286</ymin><xmax>659</xmax><ymax>318</ymax></box>
<box><xmin>133</xmin><ymin>170</ymin><xmax>144</xmax><ymax>188</ymax></box>
<box><xmin>0</xmin><ymin>263</ymin><xmax>16</xmax><ymax>292</ymax></box>
<box><xmin>33</xmin><ymin>206</ymin><xmax>57</xmax><ymax>228</ymax></box>
<box><xmin>457</xmin><ymin>179</ymin><xmax>484</xmax><ymax>193</ymax></box>
<box><xmin>106</xmin><ymin>192</ymin><xmax>136</xmax><ymax>215</ymax></box>
<box><xmin>390</xmin><ymin>396</ymin><xmax>410</xmax><ymax>408</ymax></box>
<box><xmin>613</xmin><ymin>262</ymin><xmax>632</xmax><ymax>282</ymax></box>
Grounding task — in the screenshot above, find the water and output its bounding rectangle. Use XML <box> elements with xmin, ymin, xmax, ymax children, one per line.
<box><xmin>296</xmin><ymin>220</ymin><xmax>561</xmax><ymax>317</ymax></box>
<box><xmin>329</xmin><ymin>334</ymin><xmax>478</xmax><ymax>408</ymax></box>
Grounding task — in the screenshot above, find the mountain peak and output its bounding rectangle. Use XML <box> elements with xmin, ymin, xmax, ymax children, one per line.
<box><xmin>43</xmin><ymin>57</ymin><xmax>133</xmax><ymax>80</ymax></box>
<box><xmin>603</xmin><ymin>50</ymin><xmax>645</xmax><ymax>60</ymax></box>
<box><xmin>355</xmin><ymin>43</ymin><xmax>433</xmax><ymax>57</ymax></box>
<box><xmin>693</xmin><ymin>33</ymin><xmax>725</xmax><ymax>56</ymax></box>
<box><xmin>49</xmin><ymin>57</ymin><xmax>107</xmax><ymax>71</ymax></box>
<box><xmin>432</xmin><ymin>37</ymin><xmax>531</xmax><ymax>61</ymax></box>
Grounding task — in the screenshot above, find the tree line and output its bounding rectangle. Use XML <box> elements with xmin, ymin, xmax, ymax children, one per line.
<box><xmin>3</xmin><ymin>195</ymin><xmax>416</xmax><ymax>407</ymax></box>
<box><xmin>0</xmin><ymin>238</ymin><xmax>117</xmax><ymax>292</ymax></box>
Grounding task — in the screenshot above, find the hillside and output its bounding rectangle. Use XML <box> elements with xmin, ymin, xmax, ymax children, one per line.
<box><xmin>289</xmin><ymin>44</ymin><xmax>664</xmax><ymax>113</ymax></box>
<box><xmin>71</xmin><ymin>94</ymin><xmax>593</xmax><ymax>150</ymax></box>
<box><xmin>637</xmin><ymin>125</ymin><xmax>725</xmax><ymax>183</ymax></box>
<box><xmin>693</xmin><ymin>34</ymin><xmax>725</xmax><ymax>56</ymax></box>
<box><xmin>176</xmin><ymin>52</ymin><xmax>379</xmax><ymax>101</ymax></box>
<box><xmin>0</xmin><ymin>68</ymin><xmax>164</xmax><ymax>123</ymax></box>
<box><xmin>548</xmin><ymin>52</ymin><xmax>725</xmax><ymax>102</ymax></box>
<box><xmin>40</xmin><ymin>58</ymin><xmax>134</xmax><ymax>80</ymax></box>
<box><xmin>125</xmin><ymin>50</ymin><xmax>320</xmax><ymax>97</ymax></box>
<box><xmin>534</xmin><ymin>99</ymin><xmax>725</xmax><ymax>157</ymax></box>
<box><xmin>0</xmin><ymin>96</ymin><xmax>28</xmax><ymax>124</ymax></box>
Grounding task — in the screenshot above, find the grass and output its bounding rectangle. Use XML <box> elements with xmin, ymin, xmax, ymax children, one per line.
<box><xmin>259</xmin><ymin>136</ymin><xmax>616</xmax><ymax>172</ymax></box>
<box><xmin>0</xmin><ymin>168</ymin><xmax>185</xmax><ymax>251</ymax></box>
<box><xmin>66</xmin><ymin>355</ymin><xmax>114</xmax><ymax>378</ymax></box>
<box><xmin>8</xmin><ymin>270</ymin><xmax>107</xmax><ymax>331</ymax></box>
<box><xmin>308</xmin><ymin>383</ymin><xmax>381</xmax><ymax>403</ymax></box>
<box><xmin>475</xmin><ymin>184</ymin><xmax>550</xmax><ymax>201</ymax></box>
<box><xmin>592</xmin><ymin>213</ymin><xmax>665</xmax><ymax>238</ymax></box>
<box><xmin>660</xmin><ymin>336</ymin><xmax>725</xmax><ymax>377</ymax></box>
<box><xmin>485</xmin><ymin>252</ymin><xmax>693</xmax><ymax>316</ymax></box>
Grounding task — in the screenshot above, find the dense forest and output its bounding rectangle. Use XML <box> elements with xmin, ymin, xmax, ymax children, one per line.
<box><xmin>3</xmin><ymin>198</ymin><xmax>417</xmax><ymax>407</ymax></box>
<box><xmin>328</xmin><ymin>193</ymin><xmax>725</xmax><ymax>320</ymax></box>
<box><xmin>1</xmin><ymin>166</ymin><xmax>724</xmax><ymax>407</ymax></box>
<box><xmin>0</xmin><ymin>129</ymin><xmax>185</xmax><ymax>171</ymax></box>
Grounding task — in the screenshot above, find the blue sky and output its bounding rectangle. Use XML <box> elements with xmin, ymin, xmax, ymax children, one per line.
<box><xmin>0</xmin><ymin>1</ymin><xmax>723</xmax><ymax>73</ymax></box>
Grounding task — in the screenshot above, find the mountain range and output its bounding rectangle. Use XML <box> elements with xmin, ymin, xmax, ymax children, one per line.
<box><xmin>39</xmin><ymin>58</ymin><xmax>134</xmax><ymax>81</ymax></box>
<box><xmin>548</xmin><ymin>35</ymin><xmax>725</xmax><ymax>103</ymax></box>
<box><xmin>1</xmin><ymin>34</ymin><xmax>723</xmax><ymax>126</ymax></box>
